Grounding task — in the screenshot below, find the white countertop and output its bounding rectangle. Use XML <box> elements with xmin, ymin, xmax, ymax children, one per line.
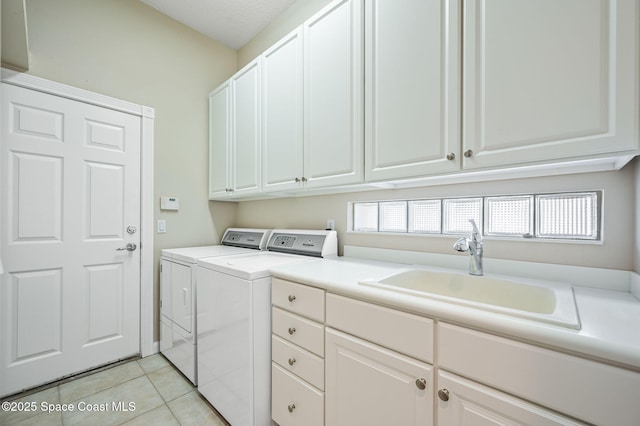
<box><xmin>270</xmin><ymin>256</ymin><xmax>640</xmax><ymax>371</ymax></box>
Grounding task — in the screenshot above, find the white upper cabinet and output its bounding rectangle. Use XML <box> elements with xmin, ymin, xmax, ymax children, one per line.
<box><xmin>209</xmin><ymin>59</ymin><xmax>262</xmax><ymax>199</ymax></box>
<box><xmin>208</xmin><ymin>81</ymin><xmax>231</xmax><ymax>199</ymax></box>
<box><xmin>211</xmin><ymin>0</ymin><xmax>639</xmax><ymax>199</ymax></box>
<box><xmin>303</xmin><ymin>0</ymin><xmax>364</xmax><ymax>188</ymax></box>
<box><xmin>462</xmin><ymin>0</ymin><xmax>640</xmax><ymax>170</ymax></box>
<box><xmin>231</xmin><ymin>59</ymin><xmax>261</xmax><ymax>196</ymax></box>
<box><xmin>365</xmin><ymin>0</ymin><xmax>461</xmax><ymax>182</ymax></box>
<box><xmin>262</xmin><ymin>28</ymin><xmax>304</xmax><ymax>193</ymax></box>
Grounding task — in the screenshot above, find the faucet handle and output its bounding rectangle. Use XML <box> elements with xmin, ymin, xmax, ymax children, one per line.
<box><xmin>469</xmin><ymin>219</ymin><xmax>482</xmax><ymax>242</ymax></box>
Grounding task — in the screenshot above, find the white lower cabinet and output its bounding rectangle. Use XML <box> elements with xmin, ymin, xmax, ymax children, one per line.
<box><xmin>325</xmin><ymin>328</ymin><xmax>434</xmax><ymax>426</ymax></box>
<box><xmin>436</xmin><ymin>370</ymin><xmax>582</xmax><ymax>426</ymax></box>
<box><xmin>271</xmin><ymin>284</ymin><xmax>640</xmax><ymax>426</ymax></box>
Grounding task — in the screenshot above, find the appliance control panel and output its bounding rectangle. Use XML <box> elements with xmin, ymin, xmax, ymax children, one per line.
<box><xmin>267</xmin><ymin>230</ymin><xmax>338</xmax><ymax>257</ymax></box>
<box><xmin>221</xmin><ymin>228</ymin><xmax>271</xmax><ymax>250</ymax></box>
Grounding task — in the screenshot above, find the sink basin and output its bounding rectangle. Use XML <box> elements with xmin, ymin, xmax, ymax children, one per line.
<box><xmin>360</xmin><ymin>269</ymin><xmax>580</xmax><ymax>329</ymax></box>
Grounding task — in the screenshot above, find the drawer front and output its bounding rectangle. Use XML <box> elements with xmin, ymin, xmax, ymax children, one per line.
<box><xmin>326</xmin><ymin>293</ymin><xmax>434</xmax><ymax>363</ymax></box>
<box><xmin>272</xmin><ymin>363</ymin><xmax>324</xmax><ymax>426</ymax></box>
<box><xmin>272</xmin><ymin>307</ymin><xmax>324</xmax><ymax>356</ymax></box>
<box><xmin>272</xmin><ymin>278</ymin><xmax>325</xmax><ymax>322</ymax></box>
<box><xmin>272</xmin><ymin>335</ymin><xmax>324</xmax><ymax>390</ymax></box>
<box><xmin>439</xmin><ymin>322</ymin><xmax>640</xmax><ymax>426</ymax></box>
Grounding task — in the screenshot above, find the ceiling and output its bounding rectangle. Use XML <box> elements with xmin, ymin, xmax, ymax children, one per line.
<box><xmin>139</xmin><ymin>0</ymin><xmax>297</xmax><ymax>50</ymax></box>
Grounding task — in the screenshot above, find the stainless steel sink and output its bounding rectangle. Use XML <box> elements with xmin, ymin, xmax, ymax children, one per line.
<box><xmin>360</xmin><ymin>268</ymin><xmax>580</xmax><ymax>329</ymax></box>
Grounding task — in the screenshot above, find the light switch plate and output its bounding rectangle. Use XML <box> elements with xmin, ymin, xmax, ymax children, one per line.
<box><xmin>157</xmin><ymin>220</ymin><xmax>166</xmax><ymax>233</ymax></box>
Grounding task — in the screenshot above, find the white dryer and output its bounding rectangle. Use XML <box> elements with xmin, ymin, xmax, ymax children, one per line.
<box><xmin>159</xmin><ymin>228</ymin><xmax>271</xmax><ymax>385</ymax></box>
<box><xmin>196</xmin><ymin>230</ymin><xmax>337</xmax><ymax>426</ymax></box>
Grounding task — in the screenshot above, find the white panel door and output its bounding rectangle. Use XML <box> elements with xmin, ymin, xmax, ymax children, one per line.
<box><xmin>325</xmin><ymin>328</ymin><xmax>434</xmax><ymax>426</ymax></box>
<box><xmin>208</xmin><ymin>81</ymin><xmax>231</xmax><ymax>199</ymax></box>
<box><xmin>365</xmin><ymin>0</ymin><xmax>461</xmax><ymax>181</ymax></box>
<box><xmin>463</xmin><ymin>0</ymin><xmax>639</xmax><ymax>169</ymax></box>
<box><xmin>303</xmin><ymin>0</ymin><xmax>364</xmax><ymax>188</ymax></box>
<box><xmin>262</xmin><ymin>28</ymin><xmax>304</xmax><ymax>193</ymax></box>
<box><xmin>0</xmin><ymin>83</ymin><xmax>141</xmax><ymax>397</ymax></box>
<box><xmin>231</xmin><ymin>59</ymin><xmax>262</xmax><ymax>197</ymax></box>
<box><xmin>437</xmin><ymin>371</ymin><xmax>583</xmax><ymax>426</ymax></box>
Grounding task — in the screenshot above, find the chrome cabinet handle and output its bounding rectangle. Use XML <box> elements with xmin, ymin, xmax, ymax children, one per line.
<box><xmin>463</xmin><ymin>149</ymin><xmax>473</xmax><ymax>158</ymax></box>
<box><xmin>446</xmin><ymin>153</ymin><xmax>455</xmax><ymax>161</ymax></box>
<box><xmin>438</xmin><ymin>389</ymin><xmax>450</xmax><ymax>401</ymax></box>
<box><xmin>288</xmin><ymin>358</ymin><xmax>296</xmax><ymax>366</ymax></box>
<box><xmin>301</xmin><ymin>177</ymin><xmax>307</xmax><ymax>182</ymax></box>
<box><xmin>288</xmin><ymin>295</ymin><xmax>296</xmax><ymax>302</ymax></box>
<box><xmin>288</xmin><ymin>327</ymin><xmax>296</xmax><ymax>335</ymax></box>
<box><xmin>415</xmin><ymin>378</ymin><xmax>427</xmax><ymax>390</ymax></box>
<box><xmin>287</xmin><ymin>404</ymin><xmax>296</xmax><ymax>413</ymax></box>
<box><xmin>295</xmin><ymin>177</ymin><xmax>301</xmax><ymax>183</ymax></box>
<box><xmin>116</xmin><ymin>243</ymin><xmax>137</xmax><ymax>251</ymax></box>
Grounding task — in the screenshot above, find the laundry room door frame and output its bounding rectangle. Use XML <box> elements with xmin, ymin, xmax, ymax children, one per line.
<box><xmin>1</xmin><ymin>68</ymin><xmax>156</xmax><ymax>358</ymax></box>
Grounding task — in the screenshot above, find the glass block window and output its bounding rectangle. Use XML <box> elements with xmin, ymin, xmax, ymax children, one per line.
<box><xmin>379</xmin><ymin>202</ymin><xmax>407</xmax><ymax>232</ymax></box>
<box><xmin>536</xmin><ymin>192</ymin><xmax>599</xmax><ymax>239</ymax></box>
<box><xmin>485</xmin><ymin>196</ymin><xmax>533</xmax><ymax>236</ymax></box>
<box><xmin>350</xmin><ymin>191</ymin><xmax>600</xmax><ymax>242</ymax></box>
<box><xmin>353</xmin><ymin>202</ymin><xmax>378</xmax><ymax>232</ymax></box>
<box><xmin>408</xmin><ymin>200</ymin><xmax>441</xmax><ymax>233</ymax></box>
<box><xmin>442</xmin><ymin>198</ymin><xmax>482</xmax><ymax>235</ymax></box>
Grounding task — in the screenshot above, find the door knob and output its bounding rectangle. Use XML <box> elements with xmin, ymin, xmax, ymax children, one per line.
<box><xmin>116</xmin><ymin>243</ymin><xmax>137</xmax><ymax>251</ymax></box>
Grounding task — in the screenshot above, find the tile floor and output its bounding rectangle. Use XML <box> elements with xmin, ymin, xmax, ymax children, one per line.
<box><xmin>0</xmin><ymin>354</ymin><xmax>229</xmax><ymax>426</ymax></box>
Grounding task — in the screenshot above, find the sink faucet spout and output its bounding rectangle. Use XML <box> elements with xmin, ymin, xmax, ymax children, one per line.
<box><xmin>453</xmin><ymin>219</ymin><xmax>483</xmax><ymax>276</ymax></box>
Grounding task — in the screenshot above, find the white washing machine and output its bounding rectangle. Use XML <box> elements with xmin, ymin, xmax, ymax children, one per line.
<box><xmin>196</xmin><ymin>229</ymin><xmax>337</xmax><ymax>426</ymax></box>
<box><xmin>159</xmin><ymin>228</ymin><xmax>271</xmax><ymax>385</ymax></box>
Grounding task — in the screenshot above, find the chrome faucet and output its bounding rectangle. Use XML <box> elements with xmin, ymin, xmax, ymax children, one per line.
<box><xmin>453</xmin><ymin>219</ymin><xmax>483</xmax><ymax>276</ymax></box>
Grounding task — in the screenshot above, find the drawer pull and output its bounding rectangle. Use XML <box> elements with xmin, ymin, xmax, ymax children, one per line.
<box><xmin>288</xmin><ymin>358</ymin><xmax>296</xmax><ymax>366</ymax></box>
<box><xmin>438</xmin><ymin>389</ymin><xmax>450</xmax><ymax>402</ymax></box>
<box><xmin>288</xmin><ymin>327</ymin><xmax>296</xmax><ymax>335</ymax></box>
<box><xmin>415</xmin><ymin>378</ymin><xmax>427</xmax><ymax>390</ymax></box>
<box><xmin>288</xmin><ymin>403</ymin><xmax>296</xmax><ymax>413</ymax></box>
<box><xmin>288</xmin><ymin>294</ymin><xmax>296</xmax><ymax>302</ymax></box>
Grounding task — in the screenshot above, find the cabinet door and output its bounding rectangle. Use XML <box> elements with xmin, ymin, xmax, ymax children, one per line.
<box><xmin>325</xmin><ymin>328</ymin><xmax>433</xmax><ymax>426</ymax></box>
<box><xmin>231</xmin><ymin>59</ymin><xmax>261</xmax><ymax>196</ymax></box>
<box><xmin>303</xmin><ymin>0</ymin><xmax>364</xmax><ymax>188</ymax></box>
<box><xmin>208</xmin><ymin>81</ymin><xmax>231</xmax><ymax>199</ymax></box>
<box><xmin>365</xmin><ymin>0</ymin><xmax>461</xmax><ymax>182</ymax></box>
<box><xmin>463</xmin><ymin>0</ymin><xmax>639</xmax><ymax>170</ymax></box>
<box><xmin>262</xmin><ymin>28</ymin><xmax>304</xmax><ymax>193</ymax></box>
<box><xmin>437</xmin><ymin>370</ymin><xmax>584</xmax><ymax>426</ymax></box>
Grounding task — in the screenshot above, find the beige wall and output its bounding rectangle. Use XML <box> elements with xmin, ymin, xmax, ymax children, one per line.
<box><xmin>237</xmin><ymin>166</ymin><xmax>637</xmax><ymax>271</ymax></box>
<box><xmin>22</xmin><ymin>0</ymin><xmax>239</xmax><ymax>339</ymax></box>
